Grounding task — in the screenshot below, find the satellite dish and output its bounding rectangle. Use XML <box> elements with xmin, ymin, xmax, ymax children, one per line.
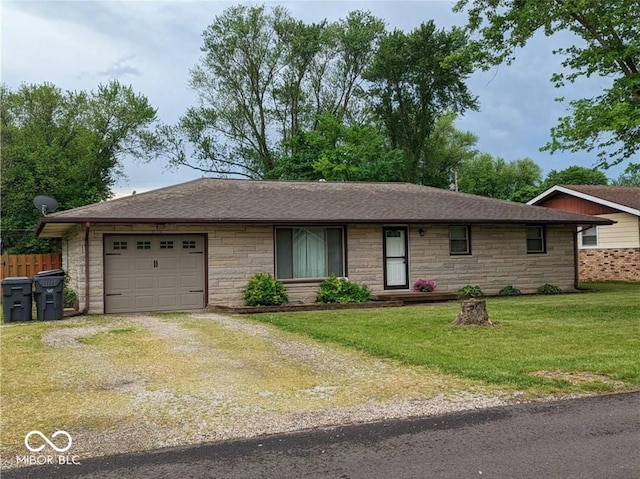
<box><xmin>33</xmin><ymin>196</ymin><xmax>58</xmax><ymax>215</ymax></box>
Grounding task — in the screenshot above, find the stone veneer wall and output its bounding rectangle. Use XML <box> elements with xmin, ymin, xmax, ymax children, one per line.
<box><xmin>578</xmin><ymin>248</ymin><xmax>640</xmax><ymax>282</ymax></box>
<box><xmin>408</xmin><ymin>224</ymin><xmax>576</xmax><ymax>294</ymax></box>
<box><xmin>64</xmin><ymin>223</ymin><xmax>578</xmax><ymax>313</ymax></box>
<box><xmin>61</xmin><ymin>225</ymin><xmax>85</xmax><ymax>310</ymax></box>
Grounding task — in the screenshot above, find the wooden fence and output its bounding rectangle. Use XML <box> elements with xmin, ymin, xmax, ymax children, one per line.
<box><xmin>0</xmin><ymin>253</ymin><xmax>62</xmax><ymax>280</ymax></box>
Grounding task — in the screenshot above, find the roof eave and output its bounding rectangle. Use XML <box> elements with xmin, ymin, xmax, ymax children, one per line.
<box><xmin>37</xmin><ymin>215</ymin><xmax>614</xmax><ymax>237</ymax></box>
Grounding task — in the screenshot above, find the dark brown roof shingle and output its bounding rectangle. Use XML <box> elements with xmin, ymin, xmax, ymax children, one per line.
<box><xmin>38</xmin><ymin>179</ymin><xmax>614</xmax><ymax>237</ymax></box>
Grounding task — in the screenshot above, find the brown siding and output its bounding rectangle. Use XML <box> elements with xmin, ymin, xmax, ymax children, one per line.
<box><xmin>538</xmin><ymin>194</ymin><xmax>619</xmax><ymax>215</ymax></box>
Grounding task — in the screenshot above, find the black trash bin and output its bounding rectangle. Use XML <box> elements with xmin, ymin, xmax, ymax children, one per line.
<box><xmin>2</xmin><ymin>277</ymin><xmax>33</xmax><ymax>322</ymax></box>
<box><xmin>34</xmin><ymin>269</ymin><xmax>65</xmax><ymax>321</ymax></box>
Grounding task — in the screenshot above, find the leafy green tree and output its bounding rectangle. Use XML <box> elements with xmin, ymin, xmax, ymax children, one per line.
<box><xmin>1</xmin><ymin>82</ymin><xmax>157</xmax><ymax>253</ymax></box>
<box><xmin>270</xmin><ymin>114</ymin><xmax>403</xmax><ymax>182</ymax></box>
<box><xmin>421</xmin><ymin>113</ymin><xmax>479</xmax><ymax>188</ymax></box>
<box><xmin>161</xmin><ymin>5</ymin><xmax>385</xmax><ymax>179</ymax></box>
<box><xmin>457</xmin><ymin>154</ymin><xmax>542</xmax><ymax>201</ymax></box>
<box><xmin>542</xmin><ymin>165</ymin><xmax>608</xmax><ymax>189</ymax></box>
<box><xmin>364</xmin><ymin>21</ymin><xmax>478</xmax><ymax>187</ymax></box>
<box><xmin>611</xmin><ymin>168</ymin><xmax>640</xmax><ymax>187</ymax></box>
<box><xmin>455</xmin><ymin>0</ymin><xmax>640</xmax><ymax>171</ymax></box>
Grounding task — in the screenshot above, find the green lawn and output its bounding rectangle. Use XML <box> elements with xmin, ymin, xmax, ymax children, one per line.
<box><xmin>249</xmin><ymin>282</ymin><xmax>640</xmax><ymax>393</ymax></box>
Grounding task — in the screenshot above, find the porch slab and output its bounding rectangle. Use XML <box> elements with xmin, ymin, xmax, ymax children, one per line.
<box><xmin>371</xmin><ymin>292</ymin><xmax>458</xmax><ymax>303</ymax></box>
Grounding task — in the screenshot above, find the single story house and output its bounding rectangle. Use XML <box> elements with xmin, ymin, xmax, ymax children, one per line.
<box><xmin>527</xmin><ymin>185</ymin><xmax>640</xmax><ymax>282</ymax></box>
<box><xmin>37</xmin><ymin>179</ymin><xmax>614</xmax><ymax>314</ymax></box>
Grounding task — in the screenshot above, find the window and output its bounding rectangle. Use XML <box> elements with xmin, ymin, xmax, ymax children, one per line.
<box><xmin>160</xmin><ymin>240</ymin><xmax>174</xmax><ymax>249</ymax></box>
<box><xmin>276</xmin><ymin>227</ymin><xmax>344</xmax><ymax>280</ymax></box>
<box><xmin>449</xmin><ymin>226</ymin><xmax>470</xmax><ymax>255</ymax></box>
<box><xmin>136</xmin><ymin>241</ymin><xmax>151</xmax><ymax>250</ymax></box>
<box><xmin>113</xmin><ymin>241</ymin><xmax>127</xmax><ymax>250</ymax></box>
<box><xmin>182</xmin><ymin>240</ymin><xmax>196</xmax><ymax>249</ymax></box>
<box><xmin>526</xmin><ymin>226</ymin><xmax>546</xmax><ymax>253</ymax></box>
<box><xmin>581</xmin><ymin>226</ymin><xmax>598</xmax><ymax>247</ymax></box>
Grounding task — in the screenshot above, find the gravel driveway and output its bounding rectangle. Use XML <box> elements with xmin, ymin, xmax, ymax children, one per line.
<box><xmin>2</xmin><ymin>312</ymin><xmax>529</xmax><ymax>469</ymax></box>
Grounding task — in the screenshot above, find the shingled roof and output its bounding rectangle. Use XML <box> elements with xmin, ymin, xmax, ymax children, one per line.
<box><xmin>528</xmin><ymin>185</ymin><xmax>640</xmax><ymax>215</ymax></box>
<box><xmin>38</xmin><ymin>179</ymin><xmax>613</xmax><ymax>237</ymax></box>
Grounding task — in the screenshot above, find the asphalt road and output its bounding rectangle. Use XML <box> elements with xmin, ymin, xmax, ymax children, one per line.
<box><xmin>4</xmin><ymin>392</ymin><xmax>639</xmax><ymax>479</ymax></box>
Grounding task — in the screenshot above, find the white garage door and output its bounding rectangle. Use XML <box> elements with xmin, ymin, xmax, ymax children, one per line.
<box><xmin>104</xmin><ymin>235</ymin><xmax>205</xmax><ymax>313</ymax></box>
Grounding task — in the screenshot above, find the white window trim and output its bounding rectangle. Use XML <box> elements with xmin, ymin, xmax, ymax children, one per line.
<box><xmin>579</xmin><ymin>226</ymin><xmax>599</xmax><ymax>249</ymax></box>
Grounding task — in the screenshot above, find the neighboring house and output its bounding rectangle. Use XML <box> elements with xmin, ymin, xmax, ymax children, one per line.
<box><xmin>528</xmin><ymin>185</ymin><xmax>640</xmax><ymax>282</ymax></box>
<box><xmin>37</xmin><ymin>179</ymin><xmax>613</xmax><ymax>314</ymax></box>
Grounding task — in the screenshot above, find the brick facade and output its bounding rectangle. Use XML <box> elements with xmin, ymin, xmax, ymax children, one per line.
<box><xmin>579</xmin><ymin>248</ymin><xmax>640</xmax><ymax>282</ymax></box>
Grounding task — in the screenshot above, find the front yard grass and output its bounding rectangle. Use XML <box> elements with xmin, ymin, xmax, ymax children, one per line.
<box><xmin>250</xmin><ymin>282</ymin><xmax>640</xmax><ymax>393</ymax></box>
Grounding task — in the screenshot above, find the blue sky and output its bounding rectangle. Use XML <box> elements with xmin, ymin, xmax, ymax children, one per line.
<box><xmin>2</xmin><ymin>0</ymin><xmax>627</xmax><ymax>197</ymax></box>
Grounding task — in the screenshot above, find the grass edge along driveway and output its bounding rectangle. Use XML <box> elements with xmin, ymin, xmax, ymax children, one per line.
<box><xmin>250</xmin><ymin>282</ymin><xmax>640</xmax><ymax>394</ymax></box>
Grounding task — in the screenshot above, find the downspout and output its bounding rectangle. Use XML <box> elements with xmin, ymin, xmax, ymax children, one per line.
<box><xmin>83</xmin><ymin>222</ymin><xmax>91</xmax><ymax>314</ymax></box>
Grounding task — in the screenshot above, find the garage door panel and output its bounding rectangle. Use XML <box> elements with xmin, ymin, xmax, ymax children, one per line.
<box><xmin>158</xmin><ymin>295</ymin><xmax>178</xmax><ymax>308</ymax></box>
<box><xmin>105</xmin><ymin>234</ymin><xmax>205</xmax><ymax>313</ymax></box>
<box><xmin>158</xmin><ymin>275</ymin><xmax>178</xmax><ymax>289</ymax></box>
<box><xmin>107</xmin><ymin>276</ymin><xmax>132</xmax><ymax>292</ymax></box>
<box><xmin>180</xmin><ymin>256</ymin><xmax>202</xmax><ymax>269</ymax></box>
<box><xmin>180</xmin><ymin>275</ymin><xmax>201</xmax><ymax>288</ymax></box>
<box><xmin>134</xmin><ymin>295</ymin><xmax>155</xmax><ymax>310</ymax></box>
<box><xmin>134</xmin><ymin>257</ymin><xmax>154</xmax><ymax>269</ymax></box>
<box><xmin>158</xmin><ymin>257</ymin><xmax>179</xmax><ymax>270</ymax></box>
<box><xmin>134</xmin><ymin>276</ymin><xmax>155</xmax><ymax>290</ymax></box>
<box><xmin>107</xmin><ymin>256</ymin><xmax>131</xmax><ymax>271</ymax></box>
<box><xmin>106</xmin><ymin>294</ymin><xmax>132</xmax><ymax>313</ymax></box>
<box><xmin>180</xmin><ymin>293</ymin><xmax>205</xmax><ymax>309</ymax></box>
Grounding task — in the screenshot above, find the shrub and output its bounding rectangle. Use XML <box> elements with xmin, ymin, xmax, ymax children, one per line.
<box><xmin>458</xmin><ymin>285</ymin><xmax>483</xmax><ymax>299</ymax></box>
<box><xmin>413</xmin><ymin>279</ymin><xmax>437</xmax><ymax>292</ymax></box>
<box><xmin>537</xmin><ymin>283</ymin><xmax>563</xmax><ymax>295</ymax></box>
<box><xmin>317</xmin><ymin>276</ymin><xmax>371</xmax><ymax>304</ymax></box>
<box><xmin>63</xmin><ymin>286</ymin><xmax>78</xmax><ymax>309</ymax></box>
<box><xmin>499</xmin><ymin>285</ymin><xmax>521</xmax><ymax>296</ymax></box>
<box><xmin>243</xmin><ymin>273</ymin><xmax>289</xmax><ymax>306</ymax></box>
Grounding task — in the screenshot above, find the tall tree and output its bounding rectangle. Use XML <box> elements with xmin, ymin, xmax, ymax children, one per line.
<box><xmin>421</xmin><ymin>113</ymin><xmax>479</xmax><ymax>188</ymax></box>
<box><xmin>455</xmin><ymin>0</ymin><xmax>640</xmax><ymax>171</ymax></box>
<box><xmin>0</xmin><ymin>82</ymin><xmax>157</xmax><ymax>253</ymax></box>
<box><xmin>364</xmin><ymin>21</ymin><xmax>479</xmax><ymax>187</ymax></box>
<box><xmin>457</xmin><ymin>154</ymin><xmax>542</xmax><ymax>201</ymax></box>
<box><xmin>162</xmin><ymin>5</ymin><xmax>385</xmax><ymax>179</ymax></box>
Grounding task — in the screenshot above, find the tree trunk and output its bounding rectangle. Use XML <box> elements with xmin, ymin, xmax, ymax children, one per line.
<box><xmin>452</xmin><ymin>299</ymin><xmax>494</xmax><ymax>326</ymax></box>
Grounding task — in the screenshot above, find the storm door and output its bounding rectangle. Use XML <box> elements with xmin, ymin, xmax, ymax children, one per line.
<box><xmin>383</xmin><ymin>227</ymin><xmax>408</xmax><ymax>289</ymax></box>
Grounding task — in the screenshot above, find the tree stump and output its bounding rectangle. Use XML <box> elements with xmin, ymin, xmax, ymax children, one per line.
<box><xmin>452</xmin><ymin>298</ymin><xmax>495</xmax><ymax>326</ymax></box>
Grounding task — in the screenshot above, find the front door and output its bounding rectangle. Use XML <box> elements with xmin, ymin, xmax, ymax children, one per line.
<box><xmin>383</xmin><ymin>227</ymin><xmax>408</xmax><ymax>289</ymax></box>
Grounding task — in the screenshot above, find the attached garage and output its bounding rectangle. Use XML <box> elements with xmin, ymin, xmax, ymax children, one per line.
<box><xmin>36</xmin><ymin>178</ymin><xmax>615</xmax><ymax>314</ymax></box>
<box><xmin>104</xmin><ymin>234</ymin><xmax>206</xmax><ymax>313</ymax></box>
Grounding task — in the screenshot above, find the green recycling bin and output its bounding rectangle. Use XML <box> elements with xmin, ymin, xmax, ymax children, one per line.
<box><xmin>2</xmin><ymin>277</ymin><xmax>33</xmax><ymax>322</ymax></box>
<box><xmin>34</xmin><ymin>269</ymin><xmax>65</xmax><ymax>321</ymax></box>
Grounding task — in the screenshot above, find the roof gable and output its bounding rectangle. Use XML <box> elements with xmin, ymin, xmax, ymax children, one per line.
<box><xmin>38</xmin><ymin>179</ymin><xmax>614</xmax><ymax>237</ymax></box>
<box><xmin>527</xmin><ymin>185</ymin><xmax>640</xmax><ymax>216</ymax></box>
